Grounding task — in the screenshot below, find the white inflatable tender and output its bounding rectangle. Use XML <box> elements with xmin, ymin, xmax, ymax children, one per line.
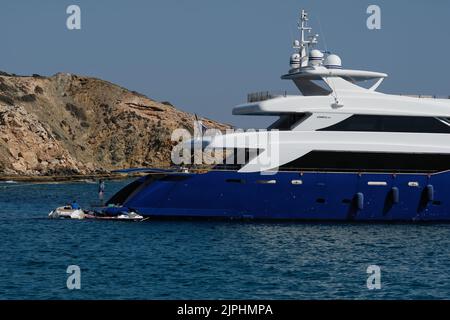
<box><xmin>49</xmin><ymin>206</ymin><xmax>144</xmax><ymax>221</ymax></box>
<box><xmin>48</xmin><ymin>206</ymin><xmax>85</xmax><ymax>219</ymax></box>
<box><xmin>117</xmin><ymin>212</ymin><xmax>144</xmax><ymax>220</ymax></box>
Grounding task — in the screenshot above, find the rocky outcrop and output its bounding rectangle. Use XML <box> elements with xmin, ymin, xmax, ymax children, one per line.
<box><xmin>0</xmin><ymin>72</ymin><xmax>229</xmax><ymax>176</ymax></box>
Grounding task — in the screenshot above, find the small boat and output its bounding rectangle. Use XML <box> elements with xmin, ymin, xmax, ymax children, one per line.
<box><xmin>49</xmin><ymin>206</ymin><xmax>145</xmax><ymax>221</ymax></box>
<box><xmin>84</xmin><ymin>211</ymin><xmax>145</xmax><ymax>221</ymax></box>
<box><xmin>48</xmin><ymin>206</ymin><xmax>85</xmax><ymax>219</ymax></box>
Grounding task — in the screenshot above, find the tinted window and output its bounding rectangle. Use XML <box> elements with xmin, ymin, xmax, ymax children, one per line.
<box><xmin>279</xmin><ymin>151</ymin><xmax>450</xmax><ymax>173</ymax></box>
<box><xmin>269</xmin><ymin>113</ymin><xmax>308</xmax><ymax>130</ymax></box>
<box><xmin>320</xmin><ymin>115</ymin><xmax>450</xmax><ymax>133</ymax></box>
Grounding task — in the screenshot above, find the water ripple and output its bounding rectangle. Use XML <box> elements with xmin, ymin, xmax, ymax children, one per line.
<box><xmin>1</xmin><ymin>180</ymin><xmax>450</xmax><ymax>299</ymax></box>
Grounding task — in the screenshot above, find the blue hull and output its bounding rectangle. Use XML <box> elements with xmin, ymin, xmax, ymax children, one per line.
<box><xmin>104</xmin><ymin>170</ymin><xmax>450</xmax><ymax>221</ymax></box>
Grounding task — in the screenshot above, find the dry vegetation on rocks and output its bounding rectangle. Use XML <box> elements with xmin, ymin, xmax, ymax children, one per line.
<box><xmin>0</xmin><ymin>72</ymin><xmax>229</xmax><ymax>176</ymax></box>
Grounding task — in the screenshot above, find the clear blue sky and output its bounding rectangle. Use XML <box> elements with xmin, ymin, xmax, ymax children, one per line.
<box><xmin>1</xmin><ymin>0</ymin><xmax>449</xmax><ymax>128</ymax></box>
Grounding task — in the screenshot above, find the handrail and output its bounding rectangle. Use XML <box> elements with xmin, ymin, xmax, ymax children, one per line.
<box><xmin>247</xmin><ymin>91</ymin><xmax>288</xmax><ymax>103</ymax></box>
<box><xmin>398</xmin><ymin>94</ymin><xmax>450</xmax><ymax>99</ymax></box>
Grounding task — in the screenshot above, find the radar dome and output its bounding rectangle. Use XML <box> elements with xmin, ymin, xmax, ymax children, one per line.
<box><xmin>324</xmin><ymin>54</ymin><xmax>342</xmax><ymax>69</ymax></box>
<box><xmin>290</xmin><ymin>53</ymin><xmax>301</xmax><ymax>69</ymax></box>
<box><xmin>309</xmin><ymin>49</ymin><xmax>324</xmax><ymax>66</ymax></box>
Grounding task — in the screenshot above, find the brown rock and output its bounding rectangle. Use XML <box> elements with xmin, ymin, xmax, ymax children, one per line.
<box><xmin>0</xmin><ymin>72</ymin><xmax>230</xmax><ymax>176</ymax></box>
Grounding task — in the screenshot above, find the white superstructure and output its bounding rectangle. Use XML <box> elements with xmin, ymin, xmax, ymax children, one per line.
<box><xmin>206</xmin><ymin>10</ymin><xmax>450</xmax><ymax>173</ymax></box>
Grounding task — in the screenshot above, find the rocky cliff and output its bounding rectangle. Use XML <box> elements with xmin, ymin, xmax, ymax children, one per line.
<box><xmin>0</xmin><ymin>72</ymin><xmax>229</xmax><ymax>176</ymax></box>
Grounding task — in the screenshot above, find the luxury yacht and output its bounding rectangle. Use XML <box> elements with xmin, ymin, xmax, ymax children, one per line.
<box><xmin>104</xmin><ymin>10</ymin><xmax>450</xmax><ymax>221</ymax></box>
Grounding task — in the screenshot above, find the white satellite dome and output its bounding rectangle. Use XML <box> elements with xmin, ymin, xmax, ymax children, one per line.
<box><xmin>324</xmin><ymin>54</ymin><xmax>342</xmax><ymax>69</ymax></box>
<box><xmin>309</xmin><ymin>49</ymin><xmax>324</xmax><ymax>66</ymax></box>
<box><xmin>290</xmin><ymin>53</ymin><xmax>301</xmax><ymax>69</ymax></box>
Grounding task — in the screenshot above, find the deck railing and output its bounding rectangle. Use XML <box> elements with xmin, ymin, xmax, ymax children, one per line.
<box><xmin>247</xmin><ymin>92</ymin><xmax>450</xmax><ymax>102</ymax></box>
<box><xmin>247</xmin><ymin>91</ymin><xmax>288</xmax><ymax>103</ymax></box>
<box><xmin>398</xmin><ymin>94</ymin><xmax>450</xmax><ymax>99</ymax></box>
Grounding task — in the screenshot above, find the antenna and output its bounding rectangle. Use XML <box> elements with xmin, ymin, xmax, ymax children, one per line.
<box><xmin>294</xmin><ymin>9</ymin><xmax>319</xmax><ymax>68</ymax></box>
<box><xmin>315</xmin><ymin>15</ymin><xmax>329</xmax><ymax>55</ymax></box>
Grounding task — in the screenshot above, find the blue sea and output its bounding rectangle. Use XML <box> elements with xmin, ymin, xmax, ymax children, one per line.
<box><xmin>0</xmin><ymin>179</ymin><xmax>450</xmax><ymax>300</ymax></box>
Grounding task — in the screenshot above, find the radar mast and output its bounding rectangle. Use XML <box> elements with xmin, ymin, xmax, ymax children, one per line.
<box><xmin>291</xmin><ymin>9</ymin><xmax>319</xmax><ymax>70</ymax></box>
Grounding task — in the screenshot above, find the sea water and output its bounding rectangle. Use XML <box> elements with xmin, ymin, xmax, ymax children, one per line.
<box><xmin>0</xmin><ymin>179</ymin><xmax>449</xmax><ymax>299</ymax></box>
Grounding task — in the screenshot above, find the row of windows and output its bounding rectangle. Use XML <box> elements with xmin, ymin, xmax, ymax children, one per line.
<box><xmin>319</xmin><ymin>115</ymin><xmax>450</xmax><ymax>133</ymax></box>
<box><xmin>269</xmin><ymin>113</ymin><xmax>307</xmax><ymax>130</ymax></box>
<box><xmin>214</xmin><ymin>151</ymin><xmax>450</xmax><ymax>173</ymax></box>
<box><xmin>268</xmin><ymin>114</ymin><xmax>450</xmax><ymax>133</ymax></box>
<box><xmin>279</xmin><ymin>151</ymin><xmax>450</xmax><ymax>173</ymax></box>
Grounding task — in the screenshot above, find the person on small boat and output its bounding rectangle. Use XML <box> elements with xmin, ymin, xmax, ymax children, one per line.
<box><xmin>71</xmin><ymin>200</ymin><xmax>81</xmax><ymax>210</ymax></box>
<box><xmin>98</xmin><ymin>179</ymin><xmax>105</xmax><ymax>204</ymax></box>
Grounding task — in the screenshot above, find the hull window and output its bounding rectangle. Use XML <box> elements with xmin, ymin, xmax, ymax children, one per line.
<box><xmin>225</xmin><ymin>179</ymin><xmax>246</xmax><ymax>184</ymax></box>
